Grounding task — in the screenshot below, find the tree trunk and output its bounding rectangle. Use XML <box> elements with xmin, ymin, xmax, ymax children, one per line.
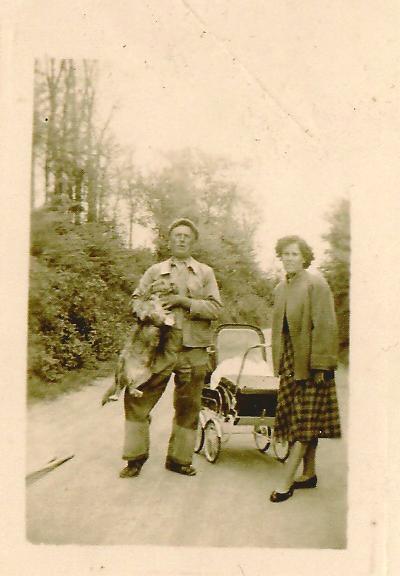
<box><xmin>83</xmin><ymin>60</ymin><xmax>98</xmax><ymax>223</ymax></box>
<box><xmin>30</xmin><ymin>135</ymin><xmax>36</xmax><ymax>211</ymax></box>
<box><xmin>45</xmin><ymin>58</ymin><xmax>66</xmax><ymax>206</ymax></box>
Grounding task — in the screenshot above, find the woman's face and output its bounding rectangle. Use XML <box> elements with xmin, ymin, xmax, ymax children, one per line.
<box><xmin>281</xmin><ymin>242</ymin><xmax>305</xmax><ymax>274</ymax></box>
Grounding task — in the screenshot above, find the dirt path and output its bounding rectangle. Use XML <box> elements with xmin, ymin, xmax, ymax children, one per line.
<box><xmin>26</xmin><ymin>367</ymin><xmax>348</xmax><ymax>548</ymax></box>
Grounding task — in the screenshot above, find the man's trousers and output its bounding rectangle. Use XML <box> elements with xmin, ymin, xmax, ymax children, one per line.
<box><xmin>122</xmin><ymin>330</ymin><xmax>208</xmax><ymax>466</ymax></box>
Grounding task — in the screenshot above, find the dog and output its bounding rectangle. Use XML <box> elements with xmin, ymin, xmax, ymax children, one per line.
<box><xmin>101</xmin><ymin>279</ymin><xmax>177</xmax><ymax>406</ymax></box>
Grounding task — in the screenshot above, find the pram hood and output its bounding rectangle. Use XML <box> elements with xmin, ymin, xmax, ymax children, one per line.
<box><xmin>210</xmin><ymin>355</ymin><xmax>279</xmax><ymax>390</ymax></box>
<box><xmin>210</xmin><ymin>324</ymin><xmax>279</xmax><ymax>391</ymax></box>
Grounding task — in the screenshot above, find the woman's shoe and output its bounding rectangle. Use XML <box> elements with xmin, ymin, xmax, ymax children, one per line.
<box><xmin>269</xmin><ymin>486</ymin><xmax>294</xmax><ymax>503</ymax></box>
<box><xmin>292</xmin><ymin>475</ymin><xmax>317</xmax><ymax>489</ymax></box>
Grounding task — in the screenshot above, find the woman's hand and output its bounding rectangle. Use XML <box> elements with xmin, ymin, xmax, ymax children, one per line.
<box><xmin>312</xmin><ymin>370</ymin><xmax>326</xmax><ymax>385</ymax></box>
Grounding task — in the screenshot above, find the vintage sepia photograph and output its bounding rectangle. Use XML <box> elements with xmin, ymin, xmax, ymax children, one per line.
<box><xmin>26</xmin><ymin>55</ymin><xmax>349</xmax><ymax>549</ymax></box>
<box><xmin>1</xmin><ymin>1</ymin><xmax>396</xmax><ymax>575</ymax></box>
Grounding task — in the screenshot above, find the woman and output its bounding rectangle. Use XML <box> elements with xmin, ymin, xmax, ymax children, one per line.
<box><xmin>269</xmin><ymin>235</ymin><xmax>341</xmax><ymax>503</ymax></box>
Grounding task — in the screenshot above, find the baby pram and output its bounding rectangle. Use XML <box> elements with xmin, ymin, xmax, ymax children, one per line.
<box><xmin>195</xmin><ymin>324</ymin><xmax>290</xmax><ymax>463</ymax></box>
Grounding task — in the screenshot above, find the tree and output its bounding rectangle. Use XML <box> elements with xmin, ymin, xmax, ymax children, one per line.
<box><xmin>29</xmin><ymin>58</ymin><xmax>153</xmax><ymax>397</ymax></box>
<box><xmin>140</xmin><ymin>149</ymin><xmax>275</xmax><ymax>327</ymax></box>
<box><xmin>320</xmin><ymin>198</ymin><xmax>350</xmax><ymax>360</ymax></box>
<box><xmin>28</xmin><ymin>206</ymin><xmax>155</xmax><ymax>391</ymax></box>
<box><xmin>31</xmin><ymin>58</ymin><xmax>116</xmax><ymax>223</ymax></box>
<box><xmin>113</xmin><ymin>152</ymin><xmax>149</xmax><ymax>249</ymax></box>
<box><xmin>28</xmin><ymin>60</ymin><xmax>276</xmax><ymax>398</ymax></box>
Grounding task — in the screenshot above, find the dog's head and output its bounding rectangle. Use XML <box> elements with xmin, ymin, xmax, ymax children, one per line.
<box><xmin>148</xmin><ymin>279</ymin><xmax>179</xmax><ymax>297</ymax></box>
<box><xmin>135</xmin><ymin>295</ymin><xmax>174</xmax><ymax>327</ymax></box>
<box><xmin>133</xmin><ymin>280</ymin><xmax>178</xmax><ymax>327</ymax></box>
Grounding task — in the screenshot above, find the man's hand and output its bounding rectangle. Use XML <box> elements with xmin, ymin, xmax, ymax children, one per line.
<box><xmin>101</xmin><ymin>383</ymin><xmax>118</xmax><ymax>406</ymax></box>
<box><xmin>161</xmin><ymin>295</ymin><xmax>191</xmax><ymax>310</ymax></box>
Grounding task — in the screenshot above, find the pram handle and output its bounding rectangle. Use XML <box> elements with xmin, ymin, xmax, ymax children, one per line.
<box><xmin>237</xmin><ymin>344</ymin><xmax>269</xmax><ymax>387</ymax></box>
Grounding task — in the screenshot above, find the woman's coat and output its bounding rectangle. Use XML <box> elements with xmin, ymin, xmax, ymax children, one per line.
<box><xmin>271</xmin><ymin>270</ymin><xmax>338</xmax><ymax>380</ymax></box>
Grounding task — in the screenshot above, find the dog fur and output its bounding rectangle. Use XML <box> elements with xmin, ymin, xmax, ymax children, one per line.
<box><xmin>101</xmin><ymin>279</ymin><xmax>177</xmax><ymax>406</ymax></box>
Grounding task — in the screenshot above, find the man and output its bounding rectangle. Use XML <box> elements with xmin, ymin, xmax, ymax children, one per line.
<box><xmin>120</xmin><ymin>218</ymin><xmax>222</xmax><ymax>478</ymax></box>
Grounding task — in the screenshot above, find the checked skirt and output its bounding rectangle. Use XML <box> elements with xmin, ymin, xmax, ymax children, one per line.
<box><xmin>273</xmin><ymin>332</ymin><xmax>341</xmax><ymax>443</ymax></box>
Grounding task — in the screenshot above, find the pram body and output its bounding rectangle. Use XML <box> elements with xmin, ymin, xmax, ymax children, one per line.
<box><xmin>195</xmin><ymin>324</ymin><xmax>290</xmax><ymax>463</ymax></box>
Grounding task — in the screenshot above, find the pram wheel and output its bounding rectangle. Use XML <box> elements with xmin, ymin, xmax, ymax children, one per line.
<box><xmin>253</xmin><ymin>424</ymin><xmax>272</xmax><ymax>452</ymax></box>
<box><xmin>272</xmin><ymin>435</ymin><xmax>290</xmax><ymax>462</ymax></box>
<box><xmin>194</xmin><ymin>421</ymin><xmax>205</xmax><ymax>453</ymax></box>
<box><xmin>204</xmin><ymin>420</ymin><xmax>221</xmax><ymax>463</ymax></box>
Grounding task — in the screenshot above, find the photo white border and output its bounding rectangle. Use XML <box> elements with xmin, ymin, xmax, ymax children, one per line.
<box><xmin>1</xmin><ymin>1</ymin><xmax>396</xmax><ymax>574</ymax></box>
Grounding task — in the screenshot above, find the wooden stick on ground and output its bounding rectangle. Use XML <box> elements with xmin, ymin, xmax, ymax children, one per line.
<box><xmin>26</xmin><ymin>455</ymin><xmax>75</xmax><ymax>485</ymax></box>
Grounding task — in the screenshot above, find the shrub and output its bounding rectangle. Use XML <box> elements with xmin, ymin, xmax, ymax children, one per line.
<box><xmin>28</xmin><ymin>208</ymin><xmax>154</xmax><ymax>390</ymax></box>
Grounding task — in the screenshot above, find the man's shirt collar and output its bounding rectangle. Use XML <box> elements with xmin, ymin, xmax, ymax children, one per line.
<box><xmin>159</xmin><ymin>257</ymin><xmax>200</xmax><ymax>275</ymax></box>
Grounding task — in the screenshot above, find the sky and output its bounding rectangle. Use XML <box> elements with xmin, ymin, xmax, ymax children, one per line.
<box><xmin>8</xmin><ymin>0</ymin><xmax>394</xmax><ymax>275</ymax></box>
<box><xmin>83</xmin><ymin>1</ymin><xmax>361</xmax><ymax>272</ymax></box>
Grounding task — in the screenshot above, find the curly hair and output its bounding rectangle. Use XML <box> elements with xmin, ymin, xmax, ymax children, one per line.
<box><xmin>275</xmin><ymin>235</ymin><xmax>315</xmax><ymax>269</ymax></box>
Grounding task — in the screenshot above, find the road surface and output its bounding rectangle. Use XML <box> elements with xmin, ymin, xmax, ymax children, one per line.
<box><xmin>26</xmin><ymin>366</ymin><xmax>348</xmax><ymax>548</ymax></box>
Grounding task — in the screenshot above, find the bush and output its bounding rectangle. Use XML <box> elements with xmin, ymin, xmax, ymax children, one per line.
<box><xmin>321</xmin><ymin>198</ymin><xmax>350</xmax><ymax>362</ymax></box>
<box><xmin>28</xmin><ymin>208</ymin><xmax>154</xmax><ymax>390</ymax></box>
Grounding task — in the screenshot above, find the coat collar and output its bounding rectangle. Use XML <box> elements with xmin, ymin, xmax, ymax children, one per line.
<box><xmin>284</xmin><ymin>269</ymin><xmax>307</xmax><ymax>284</ymax></box>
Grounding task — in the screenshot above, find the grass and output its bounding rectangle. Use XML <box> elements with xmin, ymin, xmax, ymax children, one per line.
<box><xmin>27</xmin><ymin>358</ymin><xmax>116</xmax><ymax>405</ymax></box>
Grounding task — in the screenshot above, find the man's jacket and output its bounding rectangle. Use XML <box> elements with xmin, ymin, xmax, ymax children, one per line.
<box><xmin>132</xmin><ymin>257</ymin><xmax>222</xmax><ymax>348</ymax></box>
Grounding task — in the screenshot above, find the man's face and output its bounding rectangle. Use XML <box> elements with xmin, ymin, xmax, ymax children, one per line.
<box><xmin>169</xmin><ymin>225</ymin><xmax>195</xmax><ymax>260</ymax></box>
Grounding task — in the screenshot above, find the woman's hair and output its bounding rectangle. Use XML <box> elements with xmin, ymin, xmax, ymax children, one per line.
<box><xmin>275</xmin><ymin>235</ymin><xmax>315</xmax><ymax>269</ymax></box>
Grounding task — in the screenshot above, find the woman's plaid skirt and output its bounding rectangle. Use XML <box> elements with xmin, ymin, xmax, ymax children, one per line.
<box><xmin>273</xmin><ymin>332</ymin><xmax>341</xmax><ymax>443</ymax></box>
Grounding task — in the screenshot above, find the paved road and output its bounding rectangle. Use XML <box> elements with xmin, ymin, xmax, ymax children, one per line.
<box><xmin>26</xmin><ymin>366</ymin><xmax>348</xmax><ymax>548</ymax></box>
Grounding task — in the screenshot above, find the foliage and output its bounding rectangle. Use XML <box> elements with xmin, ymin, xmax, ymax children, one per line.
<box><xmin>28</xmin><ymin>207</ymin><xmax>154</xmax><ymax>388</ymax></box>
<box><xmin>140</xmin><ymin>149</ymin><xmax>275</xmax><ymax>328</ymax></box>
<box><xmin>320</xmin><ymin>198</ymin><xmax>350</xmax><ymax>360</ymax></box>
<box><xmin>32</xmin><ymin>58</ymin><xmax>117</xmax><ymax>222</ymax></box>
<box><xmin>29</xmin><ymin>61</ymin><xmax>276</xmax><ymax>399</ymax></box>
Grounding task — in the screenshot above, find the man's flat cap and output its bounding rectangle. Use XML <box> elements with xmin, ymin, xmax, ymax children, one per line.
<box><xmin>168</xmin><ymin>218</ymin><xmax>199</xmax><ymax>239</ymax></box>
